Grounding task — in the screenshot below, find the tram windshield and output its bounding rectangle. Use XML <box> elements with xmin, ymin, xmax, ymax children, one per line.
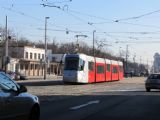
<box><xmin>64</xmin><ymin>57</ymin><xmax>85</xmax><ymax>71</ymax></box>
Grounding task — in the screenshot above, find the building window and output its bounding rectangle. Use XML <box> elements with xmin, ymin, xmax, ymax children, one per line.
<box><xmin>97</xmin><ymin>65</ymin><xmax>104</xmax><ymax>73</ymax></box>
<box><xmin>20</xmin><ymin>64</ymin><xmax>23</xmax><ymax>70</ymax></box>
<box><xmin>35</xmin><ymin>64</ymin><xmax>39</xmax><ymax>69</ymax></box>
<box><xmin>25</xmin><ymin>64</ymin><xmax>28</xmax><ymax>70</ymax></box>
<box><xmin>38</xmin><ymin>53</ymin><xmax>40</xmax><ymax>59</ymax></box>
<box><xmin>42</xmin><ymin>54</ymin><xmax>44</xmax><ymax>60</ymax></box>
<box><xmin>31</xmin><ymin>64</ymin><xmax>33</xmax><ymax>70</ymax></box>
<box><xmin>34</xmin><ymin>53</ymin><xmax>37</xmax><ymax>60</ymax></box>
<box><xmin>25</xmin><ymin>52</ymin><xmax>28</xmax><ymax>59</ymax></box>
<box><xmin>30</xmin><ymin>53</ymin><xmax>33</xmax><ymax>59</ymax></box>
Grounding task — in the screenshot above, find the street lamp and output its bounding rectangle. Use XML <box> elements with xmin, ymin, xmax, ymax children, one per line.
<box><xmin>44</xmin><ymin>17</ymin><xmax>49</xmax><ymax>80</ymax></box>
<box><xmin>133</xmin><ymin>53</ymin><xmax>136</xmax><ymax>74</ymax></box>
<box><xmin>119</xmin><ymin>47</ymin><xmax>122</xmax><ymax>57</ymax></box>
<box><xmin>93</xmin><ymin>30</ymin><xmax>96</xmax><ymax>57</ymax></box>
<box><xmin>125</xmin><ymin>44</ymin><xmax>129</xmax><ymax>72</ymax></box>
<box><xmin>4</xmin><ymin>16</ymin><xmax>8</xmax><ymax>73</ymax></box>
<box><xmin>75</xmin><ymin>35</ymin><xmax>88</xmax><ymax>53</ymax></box>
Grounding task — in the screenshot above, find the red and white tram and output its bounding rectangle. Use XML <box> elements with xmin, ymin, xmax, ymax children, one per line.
<box><xmin>63</xmin><ymin>53</ymin><xmax>124</xmax><ymax>83</ymax></box>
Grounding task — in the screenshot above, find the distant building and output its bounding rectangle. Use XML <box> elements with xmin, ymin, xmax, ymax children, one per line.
<box><xmin>48</xmin><ymin>54</ymin><xmax>66</xmax><ymax>63</ymax></box>
<box><xmin>47</xmin><ymin>54</ymin><xmax>66</xmax><ymax>75</ymax></box>
<box><xmin>152</xmin><ymin>53</ymin><xmax>160</xmax><ymax>73</ymax></box>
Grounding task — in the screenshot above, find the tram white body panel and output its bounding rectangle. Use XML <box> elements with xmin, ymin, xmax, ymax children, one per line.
<box><xmin>105</xmin><ymin>59</ymin><xmax>111</xmax><ymax>64</ymax></box>
<box><xmin>63</xmin><ymin>54</ymin><xmax>88</xmax><ymax>83</ymax></box>
<box><xmin>95</xmin><ymin>57</ymin><xmax>105</xmax><ymax>63</ymax></box>
<box><xmin>118</xmin><ymin>61</ymin><xmax>123</xmax><ymax>66</ymax></box>
<box><xmin>111</xmin><ymin>60</ymin><xmax>118</xmax><ymax>65</ymax></box>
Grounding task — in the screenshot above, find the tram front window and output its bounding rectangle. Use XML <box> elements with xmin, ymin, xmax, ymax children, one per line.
<box><xmin>64</xmin><ymin>57</ymin><xmax>85</xmax><ymax>71</ymax></box>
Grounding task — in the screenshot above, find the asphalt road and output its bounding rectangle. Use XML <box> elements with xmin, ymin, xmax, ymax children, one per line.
<box><xmin>39</xmin><ymin>77</ymin><xmax>160</xmax><ymax>120</ymax></box>
<box><xmin>40</xmin><ymin>93</ymin><xmax>160</xmax><ymax>120</ymax></box>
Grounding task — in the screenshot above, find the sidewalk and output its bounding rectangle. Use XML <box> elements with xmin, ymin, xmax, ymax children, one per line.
<box><xmin>27</xmin><ymin>74</ymin><xmax>62</xmax><ymax>80</ymax></box>
<box><xmin>17</xmin><ymin>75</ymin><xmax>63</xmax><ymax>86</ymax></box>
<box><xmin>17</xmin><ymin>75</ymin><xmax>62</xmax><ymax>83</ymax></box>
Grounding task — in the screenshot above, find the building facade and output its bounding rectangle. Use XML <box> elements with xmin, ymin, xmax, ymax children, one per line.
<box><xmin>152</xmin><ymin>53</ymin><xmax>160</xmax><ymax>73</ymax></box>
<box><xmin>0</xmin><ymin>46</ymin><xmax>63</xmax><ymax>77</ymax></box>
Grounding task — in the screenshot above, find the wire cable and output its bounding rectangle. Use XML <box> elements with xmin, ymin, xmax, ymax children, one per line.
<box><xmin>115</xmin><ymin>9</ymin><xmax>160</xmax><ymax>22</ymax></box>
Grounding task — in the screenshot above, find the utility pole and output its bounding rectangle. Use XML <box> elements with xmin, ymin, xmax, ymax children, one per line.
<box><xmin>125</xmin><ymin>44</ymin><xmax>129</xmax><ymax>72</ymax></box>
<box><xmin>16</xmin><ymin>33</ymin><xmax>19</xmax><ymax>72</ymax></box>
<box><xmin>133</xmin><ymin>53</ymin><xmax>136</xmax><ymax>74</ymax></box>
<box><xmin>152</xmin><ymin>61</ymin><xmax>154</xmax><ymax>73</ymax></box>
<box><xmin>119</xmin><ymin>47</ymin><xmax>122</xmax><ymax>57</ymax></box>
<box><xmin>75</xmin><ymin>35</ymin><xmax>79</xmax><ymax>53</ymax></box>
<box><xmin>16</xmin><ymin>33</ymin><xmax>19</xmax><ymax>59</ymax></box>
<box><xmin>140</xmin><ymin>56</ymin><xmax>142</xmax><ymax>65</ymax></box>
<box><xmin>147</xmin><ymin>58</ymin><xmax>149</xmax><ymax>74</ymax></box>
<box><xmin>133</xmin><ymin>54</ymin><xmax>136</xmax><ymax>63</ymax></box>
<box><xmin>93</xmin><ymin>30</ymin><xmax>96</xmax><ymax>57</ymax></box>
<box><xmin>139</xmin><ymin>56</ymin><xmax>142</xmax><ymax>73</ymax></box>
<box><xmin>5</xmin><ymin>16</ymin><xmax>8</xmax><ymax>73</ymax></box>
<box><xmin>44</xmin><ymin>17</ymin><xmax>49</xmax><ymax>80</ymax></box>
<box><xmin>147</xmin><ymin>59</ymin><xmax>149</xmax><ymax>69</ymax></box>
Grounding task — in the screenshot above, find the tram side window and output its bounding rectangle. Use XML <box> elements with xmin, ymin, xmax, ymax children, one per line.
<box><xmin>89</xmin><ymin>62</ymin><xmax>94</xmax><ymax>71</ymax></box>
<box><xmin>112</xmin><ymin>66</ymin><xmax>118</xmax><ymax>73</ymax></box>
<box><xmin>97</xmin><ymin>65</ymin><xmax>104</xmax><ymax>74</ymax></box>
<box><xmin>79</xmin><ymin>59</ymin><xmax>85</xmax><ymax>71</ymax></box>
<box><xmin>106</xmin><ymin>64</ymin><xmax>111</xmax><ymax>72</ymax></box>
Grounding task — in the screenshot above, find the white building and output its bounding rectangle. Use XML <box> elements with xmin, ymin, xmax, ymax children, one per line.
<box><xmin>0</xmin><ymin>46</ymin><xmax>62</xmax><ymax>76</ymax></box>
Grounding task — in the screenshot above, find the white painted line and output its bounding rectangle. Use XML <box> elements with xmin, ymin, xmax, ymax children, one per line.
<box><xmin>70</xmin><ymin>100</ymin><xmax>100</xmax><ymax>110</ymax></box>
<box><xmin>106</xmin><ymin>89</ymin><xmax>143</xmax><ymax>92</ymax></box>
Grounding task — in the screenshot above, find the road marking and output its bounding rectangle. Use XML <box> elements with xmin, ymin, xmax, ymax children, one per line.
<box><xmin>70</xmin><ymin>100</ymin><xmax>100</xmax><ymax>110</ymax></box>
<box><xmin>106</xmin><ymin>89</ymin><xmax>143</xmax><ymax>92</ymax></box>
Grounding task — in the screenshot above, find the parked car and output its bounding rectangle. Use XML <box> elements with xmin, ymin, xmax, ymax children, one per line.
<box><xmin>124</xmin><ymin>71</ymin><xmax>131</xmax><ymax>77</ymax></box>
<box><xmin>133</xmin><ymin>72</ymin><xmax>141</xmax><ymax>77</ymax></box>
<box><xmin>15</xmin><ymin>72</ymin><xmax>28</xmax><ymax>80</ymax></box>
<box><xmin>0</xmin><ymin>72</ymin><xmax>40</xmax><ymax>120</ymax></box>
<box><xmin>7</xmin><ymin>71</ymin><xmax>16</xmax><ymax>79</ymax></box>
<box><xmin>19</xmin><ymin>73</ymin><xmax>28</xmax><ymax>80</ymax></box>
<box><xmin>145</xmin><ymin>73</ymin><xmax>160</xmax><ymax>92</ymax></box>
